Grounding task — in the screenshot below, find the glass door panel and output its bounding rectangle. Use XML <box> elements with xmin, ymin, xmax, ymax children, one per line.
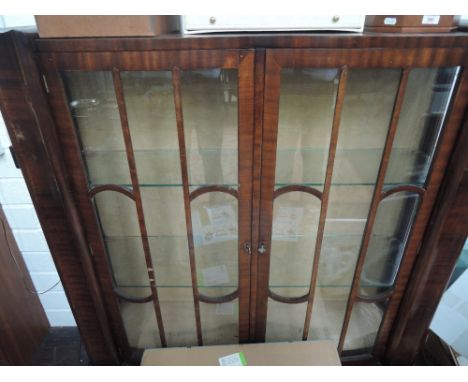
<box><xmin>61</xmin><ymin>55</ymin><xmax>250</xmax><ymax>352</ymax></box>
<box><xmin>261</xmin><ymin>54</ymin><xmax>460</xmax><ymax>357</ymax></box>
<box><xmin>275</xmin><ymin>68</ymin><xmax>338</xmax><ymax>186</ymax></box>
<box><xmin>342</xmin><ymin>300</ymin><xmax>388</xmax><ymax>352</ymax></box>
<box><xmin>360</xmin><ymin>192</ymin><xmax>421</xmax><ymax>295</ymax></box>
<box><xmin>192</xmin><ymin>192</ymin><xmax>238</xmax><ymax>298</ymax></box>
<box><xmin>385</xmin><ymin>67</ymin><xmax>460</xmax><ymax>186</ymax></box>
<box><xmin>265</xmin><ymin>68</ymin><xmax>401</xmax><ymax>346</ymax></box>
<box><xmin>181</xmin><ymin>69</ymin><xmax>238</xmax><ymax>187</ymax></box>
<box><xmin>269</xmin><ymin>192</ymin><xmax>321</xmax><ymax>297</ymax></box>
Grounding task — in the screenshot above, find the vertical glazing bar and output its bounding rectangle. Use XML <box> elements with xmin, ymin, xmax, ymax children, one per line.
<box><xmin>337</xmin><ymin>68</ymin><xmax>410</xmax><ymax>353</ymax></box>
<box><xmin>302</xmin><ymin>67</ymin><xmax>348</xmax><ymax>340</ymax></box>
<box><xmin>112</xmin><ymin>68</ymin><xmax>167</xmax><ymax>347</ymax></box>
<box><xmin>172</xmin><ymin>67</ymin><xmax>203</xmax><ymax>346</ymax></box>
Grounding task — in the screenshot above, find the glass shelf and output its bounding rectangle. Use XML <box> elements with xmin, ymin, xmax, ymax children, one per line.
<box><xmin>105</xmin><ymin>234</ymin><xmax>404</xmax><ymax>290</ymax></box>
<box><xmin>84</xmin><ymin>147</ymin><xmax>429</xmax><ymax>188</ymax></box>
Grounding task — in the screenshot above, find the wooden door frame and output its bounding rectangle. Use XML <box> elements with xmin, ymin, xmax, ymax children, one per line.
<box><xmin>256</xmin><ymin>47</ymin><xmax>468</xmax><ymax>362</ymax></box>
<box><xmin>38</xmin><ymin>48</ymin><xmax>255</xmax><ymax>361</ymax></box>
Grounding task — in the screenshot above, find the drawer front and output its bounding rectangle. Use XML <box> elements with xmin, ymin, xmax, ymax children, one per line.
<box><xmin>182</xmin><ymin>15</ymin><xmax>365</xmax><ymax>33</ymax></box>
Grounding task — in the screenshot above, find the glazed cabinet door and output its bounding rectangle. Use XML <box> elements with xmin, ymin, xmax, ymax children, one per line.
<box><xmin>255</xmin><ymin>48</ymin><xmax>466</xmax><ymax>359</ymax></box>
<box><xmin>39</xmin><ymin>50</ymin><xmax>255</xmax><ymax>359</ymax></box>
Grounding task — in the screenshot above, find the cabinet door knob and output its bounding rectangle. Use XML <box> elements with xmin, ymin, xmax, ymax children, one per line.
<box><xmin>209</xmin><ymin>16</ymin><xmax>216</xmax><ymax>24</ymax></box>
<box><xmin>242</xmin><ymin>242</ymin><xmax>251</xmax><ymax>255</ymax></box>
<box><xmin>258</xmin><ymin>242</ymin><xmax>267</xmax><ymax>255</ymax></box>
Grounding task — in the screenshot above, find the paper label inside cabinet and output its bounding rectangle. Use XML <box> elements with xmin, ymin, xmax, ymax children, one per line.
<box><xmin>422</xmin><ymin>15</ymin><xmax>440</xmax><ymax>25</ymax></box>
<box><xmin>192</xmin><ymin>205</ymin><xmax>237</xmax><ymax>246</ymax></box>
<box><xmin>218</xmin><ymin>352</ymin><xmax>247</xmax><ymax>366</ymax></box>
<box><xmin>273</xmin><ymin>206</ymin><xmax>304</xmax><ymax>241</ymax></box>
<box><xmin>383</xmin><ymin>17</ymin><xmax>397</xmax><ymax>25</ymax></box>
<box><xmin>200</xmin><ymin>264</ymin><xmax>230</xmax><ymax>286</ymax></box>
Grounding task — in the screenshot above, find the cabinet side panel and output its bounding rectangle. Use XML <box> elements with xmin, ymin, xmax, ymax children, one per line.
<box><xmin>383</xmin><ymin>107</ymin><xmax>468</xmax><ymax>365</ymax></box>
<box><xmin>0</xmin><ymin>31</ymin><xmax>119</xmax><ymax>365</ymax></box>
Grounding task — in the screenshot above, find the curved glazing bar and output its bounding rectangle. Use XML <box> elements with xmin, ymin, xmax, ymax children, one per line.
<box><xmin>198</xmin><ymin>289</ymin><xmax>239</xmax><ymax>304</ymax></box>
<box><xmin>273</xmin><ymin>185</ymin><xmax>323</xmax><ymax>200</ymax></box>
<box><xmin>189</xmin><ymin>185</ymin><xmax>238</xmax><ymax>201</ymax></box>
<box><xmin>89</xmin><ymin>184</ymin><xmax>135</xmax><ymax>199</ymax></box>
<box><xmin>359</xmin><ymin>191</ymin><xmax>421</xmax><ymax>298</ymax></box>
<box><xmin>192</xmin><ymin>191</ymin><xmax>239</xmax><ymax>298</ymax></box>
<box><xmin>269</xmin><ymin>191</ymin><xmax>321</xmax><ymax>298</ymax></box>
<box><xmin>268</xmin><ymin>289</ymin><xmax>309</xmax><ymax>304</ymax></box>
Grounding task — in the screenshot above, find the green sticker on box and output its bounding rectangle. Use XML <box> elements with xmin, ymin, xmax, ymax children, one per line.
<box><xmin>218</xmin><ymin>352</ymin><xmax>248</xmax><ymax>366</ymax></box>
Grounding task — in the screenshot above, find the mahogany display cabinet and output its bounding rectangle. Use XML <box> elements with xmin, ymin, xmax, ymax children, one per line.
<box><xmin>0</xmin><ymin>30</ymin><xmax>467</xmax><ymax>365</ymax></box>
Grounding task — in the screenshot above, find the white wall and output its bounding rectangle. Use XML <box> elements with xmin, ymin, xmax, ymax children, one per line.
<box><xmin>1</xmin><ymin>114</ymin><xmax>75</xmax><ymax>326</ymax></box>
<box><xmin>0</xmin><ymin>14</ymin><xmax>75</xmax><ymax>326</ymax></box>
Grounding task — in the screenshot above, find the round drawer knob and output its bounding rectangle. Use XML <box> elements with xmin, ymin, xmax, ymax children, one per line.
<box><xmin>332</xmin><ymin>15</ymin><xmax>340</xmax><ymax>23</ymax></box>
<box><xmin>209</xmin><ymin>16</ymin><xmax>216</xmax><ymax>24</ymax></box>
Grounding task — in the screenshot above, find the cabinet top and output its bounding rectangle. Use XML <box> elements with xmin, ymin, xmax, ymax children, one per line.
<box><xmin>32</xmin><ymin>32</ymin><xmax>468</xmax><ymax>53</ymax></box>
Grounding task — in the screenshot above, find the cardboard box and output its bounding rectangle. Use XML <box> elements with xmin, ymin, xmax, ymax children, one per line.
<box><xmin>365</xmin><ymin>15</ymin><xmax>459</xmax><ymax>33</ymax></box>
<box><xmin>141</xmin><ymin>340</ymin><xmax>341</xmax><ymax>366</ymax></box>
<box><xmin>35</xmin><ymin>16</ymin><xmax>178</xmax><ymax>38</ymax></box>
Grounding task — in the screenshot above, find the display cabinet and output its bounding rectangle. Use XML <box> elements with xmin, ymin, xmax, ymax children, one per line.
<box><xmin>0</xmin><ymin>31</ymin><xmax>467</xmax><ymax>365</ymax></box>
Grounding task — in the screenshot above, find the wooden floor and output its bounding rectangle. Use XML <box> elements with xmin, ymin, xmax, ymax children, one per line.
<box><xmin>30</xmin><ymin>327</ymin><xmax>89</xmax><ymax>366</ymax></box>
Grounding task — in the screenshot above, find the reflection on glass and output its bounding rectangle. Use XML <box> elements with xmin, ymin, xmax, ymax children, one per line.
<box><xmin>266</xmin><ymin>298</ymin><xmax>307</xmax><ymax>342</ymax></box>
<box><xmin>343</xmin><ymin>301</ymin><xmax>387</xmax><ymax>351</ymax></box>
<box><xmin>192</xmin><ymin>192</ymin><xmax>238</xmax><ymax>298</ymax></box>
<box><xmin>158</xmin><ymin>288</ymin><xmax>198</xmax><ymax>347</ymax></box>
<box><xmin>181</xmin><ymin>69</ymin><xmax>238</xmax><ymax>186</ymax></box>
<box><xmin>200</xmin><ymin>300</ymin><xmax>238</xmax><ymax>345</ymax></box>
<box><xmin>386</xmin><ymin>67</ymin><xmax>459</xmax><ymax>186</ymax></box>
<box><xmin>308</xmin><ymin>69</ymin><xmax>401</xmax><ymax>344</ymax></box>
<box><xmin>62</xmin><ymin>71</ymin><xmax>130</xmax><ymax>186</ymax></box>
<box><xmin>121</xmin><ymin>71</ymin><xmax>199</xmax><ymax>348</ymax></box>
<box><xmin>276</xmin><ymin>68</ymin><xmax>339</xmax><ymax>185</ymax></box>
<box><xmin>269</xmin><ymin>192</ymin><xmax>321</xmax><ymax>297</ymax></box>
<box><xmin>308</xmin><ymin>287</ymin><xmax>349</xmax><ymax>346</ymax></box>
<box><xmin>103</xmin><ymin>235</ymin><xmax>192</xmax><ymax>288</ymax></box>
<box><xmin>360</xmin><ymin>192</ymin><xmax>420</xmax><ymax>296</ymax></box>
<box><xmin>119</xmin><ymin>287</ymin><xmax>161</xmax><ymax>349</ymax></box>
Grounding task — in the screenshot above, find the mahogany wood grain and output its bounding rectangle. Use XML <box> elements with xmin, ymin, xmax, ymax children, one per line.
<box><xmin>0</xmin><ymin>31</ymin><xmax>121</xmax><ymax>365</ymax></box>
<box><xmin>268</xmin><ymin>290</ymin><xmax>309</xmax><ymax>304</ymax></box>
<box><xmin>198</xmin><ymin>289</ymin><xmax>239</xmax><ymax>304</ymax></box>
<box><xmin>249</xmin><ymin>48</ymin><xmax>266</xmax><ymax>341</ymax></box>
<box><xmin>112</xmin><ymin>69</ymin><xmax>167</xmax><ymax>347</ymax></box>
<box><xmin>189</xmin><ymin>185</ymin><xmax>238</xmax><ymax>201</ymax></box>
<box><xmin>0</xmin><ymin>206</ymin><xmax>49</xmax><ymax>365</ymax></box>
<box><xmin>237</xmin><ymin>50</ymin><xmax>256</xmax><ymax>343</ymax></box>
<box><xmin>172</xmin><ymin>67</ymin><xmax>203</xmax><ymax>346</ymax></box>
<box><xmin>338</xmin><ymin>68</ymin><xmax>410</xmax><ymax>353</ymax></box>
<box><xmin>38</xmin><ymin>50</ymin><xmax>239</xmax><ymax>71</ymax></box>
<box><xmin>303</xmin><ymin>67</ymin><xmax>348</xmax><ymax>341</ymax></box>
<box><xmin>273</xmin><ymin>185</ymin><xmax>323</xmax><ymax>200</ymax></box>
<box><xmin>88</xmin><ymin>184</ymin><xmax>135</xmax><ymax>200</ymax></box>
<box><xmin>34</xmin><ymin>32</ymin><xmax>468</xmax><ymax>53</ymax></box>
<box><xmin>380</xmin><ymin>185</ymin><xmax>425</xmax><ymax>200</ymax></box>
<box><xmin>270</xmin><ymin>48</ymin><xmax>466</xmax><ymax>69</ymax></box>
<box><xmin>255</xmin><ymin>51</ymin><xmax>282</xmax><ymax>341</ymax></box>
